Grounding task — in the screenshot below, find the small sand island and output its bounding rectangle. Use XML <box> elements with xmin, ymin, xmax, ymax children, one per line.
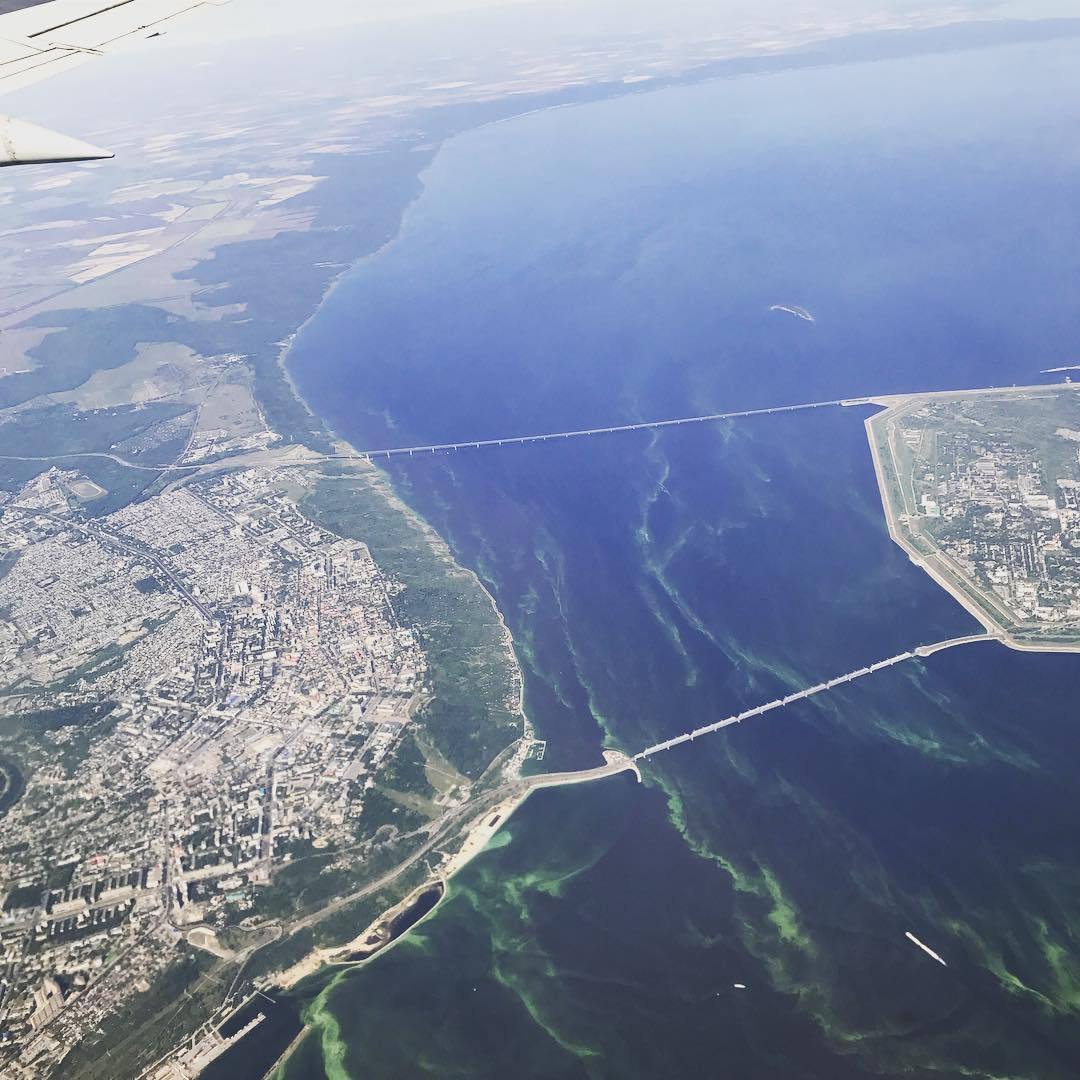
<box><xmin>769</xmin><ymin>303</ymin><xmax>815</xmax><ymax>323</ymax></box>
<box><xmin>866</xmin><ymin>381</ymin><xmax>1080</xmax><ymax>652</ymax></box>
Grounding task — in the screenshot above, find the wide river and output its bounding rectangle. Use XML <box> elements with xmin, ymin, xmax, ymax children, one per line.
<box><xmin>286</xmin><ymin>32</ymin><xmax>1080</xmax><ymax>1079</ymax></box>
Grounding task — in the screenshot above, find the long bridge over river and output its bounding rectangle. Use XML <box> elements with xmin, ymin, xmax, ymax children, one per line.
<box><xmin>0</xmin><ymin>396</ymin><xmax>870</xmax><ymax>473</ymax></box>
<box><xmin>335</xmin><ymin>396</ymin><xmax>862</xmax><ymax>461</ymax></box>
<box><xmin>0</xmin><ymin>383</ymin><xmax>1055</xmax><ymax>479</ymax></box>
<box><xmin>0</xmin><ymin>383</ymin><xmax>1040</xmax><ymax>474</ymax></box>
<box><xmin>631</xmin><ymin>633</ymin><xmax>996</xmax><ymax>761</ymax></box>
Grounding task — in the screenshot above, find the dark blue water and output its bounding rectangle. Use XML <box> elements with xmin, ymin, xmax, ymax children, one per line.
<box><xmin>285</xmin><ymin>37</ymin><xmax>1080</xmax><ymax>1078</ymax></box>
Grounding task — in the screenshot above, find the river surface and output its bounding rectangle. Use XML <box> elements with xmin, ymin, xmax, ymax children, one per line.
<box><xmin>285</xmin><ymin>35</ymin><xmax>1080</xmax><ymax>1079</ymax></box>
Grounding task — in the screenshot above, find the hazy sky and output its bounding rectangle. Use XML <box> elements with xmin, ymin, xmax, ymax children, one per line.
<box><xmin>4</xmin><ymin>0</ymin><xmax>1077</xmax><ymax>126</ymax></box>
<box><xmin>155</xmin><ymin>0</ymin><xmax>1080</xmax><ymax>48</ymax></box>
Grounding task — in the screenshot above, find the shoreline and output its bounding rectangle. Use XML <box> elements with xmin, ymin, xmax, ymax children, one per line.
<box><xmin>263</xmin><ymin>753</ymin><xmax>639</xmax><ymax>1078</ymax></box>
<box><xmin>248</xmin><ymin>77</ymin><xmax>655</xmax><ymax>1039</ymax></box>
<box><xmin>272</xmin><ymin>750</ymin><xmax>638</xmax><ymax>993</ymax></box>
<box><xmin>262</xmin><ymin>227</ymin><xmax>637</xmax><ymax>1034</ymax></box>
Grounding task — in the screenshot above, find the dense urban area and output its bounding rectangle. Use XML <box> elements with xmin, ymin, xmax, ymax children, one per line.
<box><xmin>0</xmin><ymin>462</ymin><xmax>528</xmax><ymax>1077</ymax></box>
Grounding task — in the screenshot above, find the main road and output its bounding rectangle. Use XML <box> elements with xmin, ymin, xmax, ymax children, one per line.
<box><xmin>2</xmin><ymin>505</ymin><xmax>215</xmax><ymax>621</ymax></box>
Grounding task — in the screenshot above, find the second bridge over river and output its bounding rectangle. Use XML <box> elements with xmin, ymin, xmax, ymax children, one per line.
<box><xmin>633</xmin><ymin>633</ymin><xmax>996</xmax><ymax>761</ymax></box>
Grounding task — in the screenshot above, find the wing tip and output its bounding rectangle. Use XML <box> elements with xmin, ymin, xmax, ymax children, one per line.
<box><xmin>0</xmin><ymin>115</ymin><xmax>113</xmax><ymax>166</ymax></box>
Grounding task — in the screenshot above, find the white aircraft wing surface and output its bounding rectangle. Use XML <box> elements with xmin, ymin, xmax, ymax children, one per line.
<box><xmin>0</xmin><ymin>0</ymin><xmax>227</xmax><ymax>164</ymax></box>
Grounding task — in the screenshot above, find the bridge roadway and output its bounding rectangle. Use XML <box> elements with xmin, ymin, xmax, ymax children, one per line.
<box><xmin>0</xmin><ymin>396</ymin><xmax>859</xmax><ymax>474</ymax></box>
<box><xmin>633</xmin><ymin>634</ymin><xmax>998</xmax><ymax>760</ymax></box>
<box><xmin>338</xmin><ymin>397</ymin><xmax>854</xmax><ymax>461</ymax></box>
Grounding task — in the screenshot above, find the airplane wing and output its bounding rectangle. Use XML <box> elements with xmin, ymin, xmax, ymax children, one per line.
<box><xmin>0</xmin><ymin>0</ymin><xmax>228</xmax><ymax>165</ymax></box>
